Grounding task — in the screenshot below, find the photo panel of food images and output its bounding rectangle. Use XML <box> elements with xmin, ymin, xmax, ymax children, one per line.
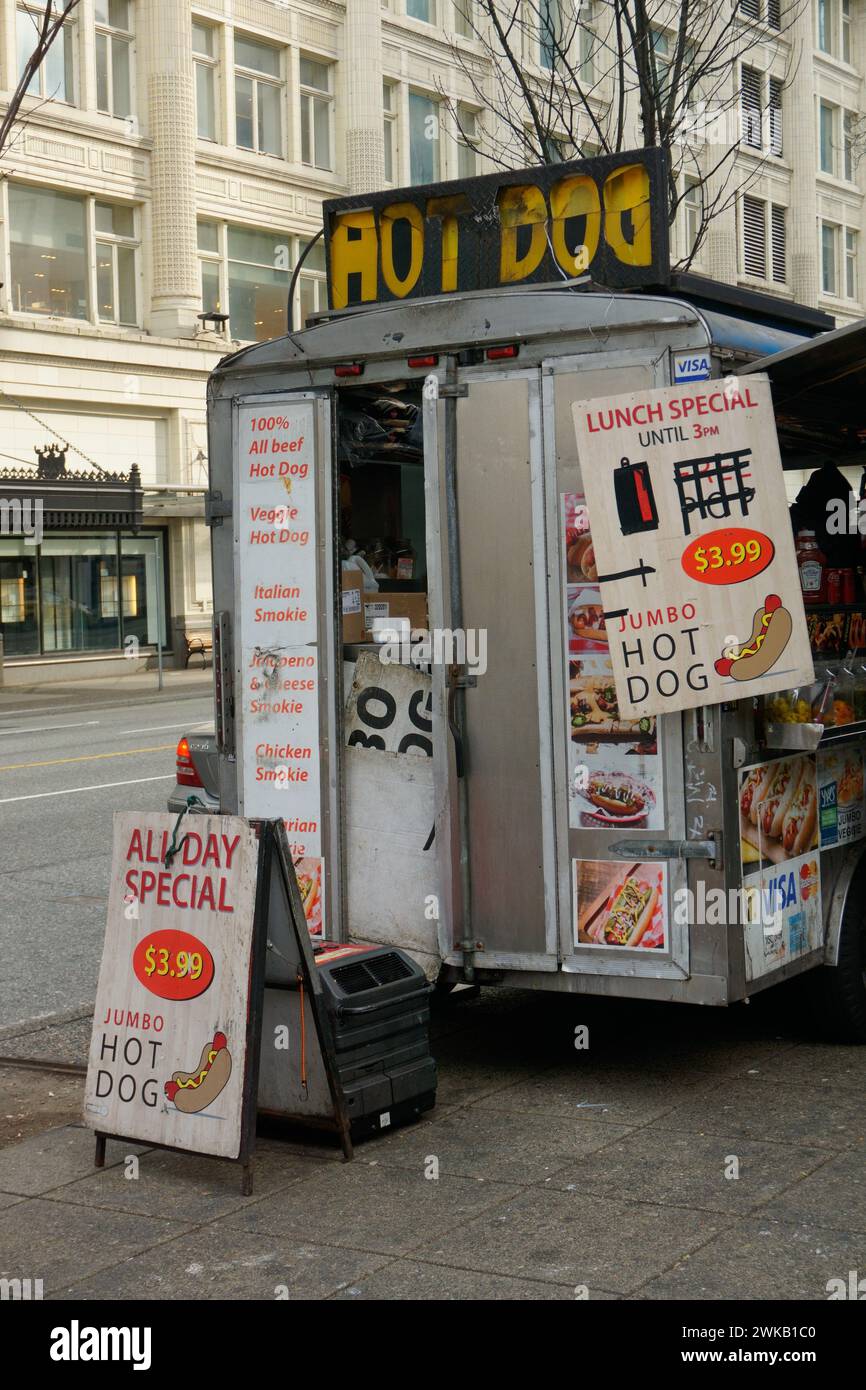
<box><xmin>563</xmin><ymin>493</ymin><xmax>665</xmax><ymax>831</ymax></box>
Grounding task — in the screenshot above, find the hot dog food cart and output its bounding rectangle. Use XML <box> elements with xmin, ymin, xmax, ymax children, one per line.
<box><xmin>203</xmin><ymin>149</ymin><xmax>866</xmax><ymax>1081</ymax></box>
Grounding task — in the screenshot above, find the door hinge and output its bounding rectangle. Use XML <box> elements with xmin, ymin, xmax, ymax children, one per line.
<box><xmin>205</xmin><ymin>491</ymin><xmax>232</xmax><ymax>527</ymax></box>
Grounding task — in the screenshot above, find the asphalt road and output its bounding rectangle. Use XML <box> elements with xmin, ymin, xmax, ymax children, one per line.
<box><xmin>0</xmin><ymin>695</ymin><xmax>213</xmax><ymax>1031</ymax></box>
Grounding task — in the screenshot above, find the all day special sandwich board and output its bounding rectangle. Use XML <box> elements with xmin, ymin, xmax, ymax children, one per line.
<box><xmin>573</xmin><ymin>374</ymin><xmax>813</xmax><ymax>719</ymax></box>
<box><xmin>84</xmin><ymin>811</ymin><xmax>352</xmax><ymax>1190</ymax></box>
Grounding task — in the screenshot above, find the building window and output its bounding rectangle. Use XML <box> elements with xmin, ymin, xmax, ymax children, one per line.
<box><xmin>383</xmin><ymin>82</ymin><xmax>397</xmax><ymax>182</ymax></box>
<box><xmin>9</xmin><ymin>184</ymin><xmax>88</xmax><ymax>319</ymax></box>
<box><xmin>457</xmin><ymin>106</ymin><xmax>478</xmax><ymax>178</ymax></box>
<box><xmin>579</xmin><ymin>22</ymin><xmax>594</xmax><ymax>83</ymax></box>
<box><xmin>819</xmin><ymin>101</ymin><xmax>836</xmax><ymax>174</ymax></box>
<box><xmin>843</xmin><ymin>109</ymin><xmax>855</xmax><ymax>180</ymax></box>
<box><xmin>234</xmin><ymin>34</ymin><xmax>283</xmax><ymax>156</ymax></box>
<box><xmin>0</xmin><ymin>532</ymin><xmax>165</xmax><ymax>657</ymax></box>
<box><xmin>17</xmin><ymin>2</ymin><xmax>75</xmax><ymax>104</ymax></box>
<box><xmin>818</xmin><ymin>0</ymin><xmax>852</xmax><ymax>59</ymax></box>
<box><xmin>409</xmin><ymin>91</ymin><xmax>439</xmax><ymax>183</ymax></box>
<box><xmin>821</xmin><ymin>222</ymin><xmax>837</xmax><ymax>294</ymax></box>
<box><xmin>841</xmin><ymin>0</ymin><xmax>851</xmax><ymax>61</ymax></box>
<box><xmin>454</xmin><ymin>0</ymin><xmax>473</xmax><ymax>36</ymax></box>
<box><xmin>767</xmin><ymin>0</ymin><xmax>781</xmax><ymax>27</ymax></box>
<box><xmin>192</xmin><ymin>20</ymin><xmax>218</xmax><ymax>141</ymax></box>
<box><xmin>741</xmin><ymin>66</ymin><xmax>762</xmax><ymax>149</ymax></box>
<box><xmin>650</xmin><ymin>28</ymin><xmax>671</xmax><ymax>97</ymax></box>
<box><xmin>198</xmin><ymin>220</ymin><xmax>291</xmax><ymax>343</ymax></box>
<box><xmin>296</xmin><ymin>238</ymin><xmax>327</xmax><ymax>326</ymax></box>
<box><xmin>540</xmin><ymin>0</ymin><xmax>560</xmax><ymax>70</ymax></box>
<box><xmin>768</xmin><ymin>77</ymin><xmax>782</xmax><ymax>155</ymax></box>
<box><xmin>741</xmin><ymin>194</ymin><xmax>786</xmax><ymax>283</ymax></box>
<box><xmin>845</xmin><ymin>228</ymin><xmax>858</xmax><ymax>298</ymax></box>
<box><xmin>683</xmin><ymin>178</ymin><xmax>701</xmax><ymax>258</ymax></box>
<box><xmin>300</xmin><ymin>57</ymin><xmax>333</xmax><ymax>170</ymax></box>
<box><xmin>770</xmin><ymin>204</ymin><xmax>786</xmax><ymax>283</ymax></box>
<box><xmin>739</xmin><ymin>0</ymin><xmax>760</xmax><ymax>18</ymax></box>
<box><xmin>94</xmin><ymin>0</ymin><xmax>132</xmax><ymax>119</ymax></box>
<box><xmin>95</xmin><ymin>202</ymin><xmax>137</xmax><ymax>325</ymax></box>
<box><xmin>407</xmin><ymin>0</ymin><xmax>433</xmax><ymax>21</ymax></box>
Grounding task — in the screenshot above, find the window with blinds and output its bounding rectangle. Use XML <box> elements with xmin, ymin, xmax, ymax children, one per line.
<box><xmin>767</xmin><ymin>0</ymin><xmax>781</xmax><ymax>26</ymax></box>
<box><xmin>768</xmin><ymin>78</ymin><xmax>782</xmax><ymax>155</ymax></box>
<box><xmin>739</xmin><ymin>0</ymin><xmax>760</xmax><ymax>17</ymax></box>
<box><xmin>771</xmin><ymin>205</ymin><xmax>786</xmax><ymax>283</ymax></box>
<box><xmin>741</xmin><ymin>66</ymin><xmax>762</xmax><ymax>149</ymax></box>
<box><xmin>742</xmin><ymin>194</ymin><xmax>766</xmax><ymax>277</ymax></box>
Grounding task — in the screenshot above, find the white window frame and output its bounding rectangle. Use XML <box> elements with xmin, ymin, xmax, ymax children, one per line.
<box><xmin>819</xmin><ymin>99</ymin><xmax>838</xmax><ymax>175</ymax></box>
<box><xmin>94</xmin><ymin>0</ymin><xmax>134</xmax><ymax>120</ymax></box>
<box><xmin>821</xmin><ymin>220</ymin><xmax>839</xmax><ymax>295</ymax></box>
<box><xmin>845</xmin><ymin>227</ymin><xmax>858</xmax><ymax>300</ymax></box>
<box><xmin>295</xmin><ymin>240</ymin><xmax>327</xmax><ymax>327</ymax></box>
<box><xmin>299</xmin><ymin>55</ymin><xmax>334</xmax><ymax>172</ymax></box>
<box><xmin>17</xmin><ymin>1</ymin><xmax>77</xmax><ymax>106</ymax></box>
<box><xmin>4</xmin><ymin>183</ymin><xmax>141</xmax><ymax>328</ymax></box>
<box><xmin>94</xmin><ymin>201</ymin><xmax>139</xmax><ymax>326</ymax></box>
<box><xmin>682</xmin><ymin>177</ymin><xmax>702</xmax><ymax>261</ymax></box>
<box><xmin>192</xmin><ymin>18</ymin><xmax>220</xmax><ymax>143</ymax></box>
<box><xmin>233</xmin><ymin>33</ymin><xmax>285</xmax><ymax>157</ymax></box>
<box><xmin>406</xmin><ymin>0</ymin><xmax>436</xmax><ymax>23</ymax></box>
<box><xmin>383</xmin><ymin>80</ymin><xmax>398</xmax><ymax>184</ymax></box>
<box><xmin>198</xmin><ymin>219</ymin><xmax>302</xmax><ymax>343</ymax></box>
<box><xmin>740</xmin><ymin>193</ymin><xmax>786</xmax><ymax>285</ymax></box>
<box><xmin>453</xmin><ymin>0</ymin><xmax>473</xmax><ymax>37</ymax></box>
<box><xmin>408</xmin><ymin>89</ymin><xmax>440</xmax><ymax>184</ymax></box>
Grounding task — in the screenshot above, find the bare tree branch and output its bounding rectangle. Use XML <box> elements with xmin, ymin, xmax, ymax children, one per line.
<box><xmin>0</xmin><ymin>1</ymin><xmax>82</xmax><ymax>162</ymax></box>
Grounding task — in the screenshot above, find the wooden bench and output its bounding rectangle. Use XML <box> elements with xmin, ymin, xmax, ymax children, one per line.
<box><xmin>181</xmin><ymin>630</ymin><xmax>213</xmax><ymax>669</ymax></box>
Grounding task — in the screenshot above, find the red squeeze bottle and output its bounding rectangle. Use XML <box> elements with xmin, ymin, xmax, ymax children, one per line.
<box><xmin>796</xmin><ymin>531</ymin><xmax>826</xmax><ymax>605</ymax></box>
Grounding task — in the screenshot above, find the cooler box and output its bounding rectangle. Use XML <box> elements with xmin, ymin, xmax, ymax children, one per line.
<box><xmin>314</xmin><ymin>942</ymin><xmax>437</xmax><ymax>1139</ymax></box>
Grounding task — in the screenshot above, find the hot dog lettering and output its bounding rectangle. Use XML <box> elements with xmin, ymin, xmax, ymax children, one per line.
<box><xmin>714</xmin><ymin>594</ymin><xmax>793</xmax><ymax>682</ymax></box>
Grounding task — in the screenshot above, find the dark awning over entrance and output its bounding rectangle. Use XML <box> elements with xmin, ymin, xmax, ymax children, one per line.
<box><xmin>0</xmin><ymin>458</ymin><xmax>143</xmax><ymax>531</ymax></box>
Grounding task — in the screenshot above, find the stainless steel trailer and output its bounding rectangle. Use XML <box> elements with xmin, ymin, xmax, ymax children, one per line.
<box><xmin>206</xmin><ymin>285</ymin><xmax>866</xmax><ymax>1043</ymax></box>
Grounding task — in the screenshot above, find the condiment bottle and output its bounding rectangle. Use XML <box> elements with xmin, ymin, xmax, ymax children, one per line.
<box><xmin>796</xmin><ymin>530</ymin><xmax>826</xmax><ymax>604</ymax></box>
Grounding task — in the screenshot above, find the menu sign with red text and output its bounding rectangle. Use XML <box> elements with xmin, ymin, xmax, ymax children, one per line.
<box><xmin>84</xmin><ymin>812</ymin><xmax>259</xmax><ymax>1159</ymax></box>
<box><xmin>573</xmin><ymin>375</ymin><xmax>813</xmax><ymax>719</ymax></box>
<box><xmin>234</xmin><ymin>402</ymin><xmax>324</xmax><ymax>934</ymax></box>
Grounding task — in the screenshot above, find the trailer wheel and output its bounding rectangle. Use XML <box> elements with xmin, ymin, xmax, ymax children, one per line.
<box><xmin>810</xmin><ymin>860</ymin><xmax>866</xmax><ymax>1044</ymax></box>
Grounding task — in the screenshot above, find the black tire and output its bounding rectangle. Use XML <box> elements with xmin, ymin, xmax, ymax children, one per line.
<box><xmin>809</xmin><ymin>859</ymin><xmax>866</xmax><ymax>1043</ymax></box>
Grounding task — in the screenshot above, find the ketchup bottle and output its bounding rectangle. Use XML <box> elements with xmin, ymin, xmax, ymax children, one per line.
<box><xmin>796</xmin><ymin>530</ymin><xmax>826</xmax><ymax>604</ymax></box>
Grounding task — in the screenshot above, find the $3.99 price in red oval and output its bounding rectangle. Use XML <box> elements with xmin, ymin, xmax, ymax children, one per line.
<box><xmin>681</xmin><ymin>528</ymin><xmax>774</xmax><ymax>586</ymax></box>
<box><xmin>132</xmin><ymin>929</ymin><xmax>215</xmax><ymax>1001</ymax></box>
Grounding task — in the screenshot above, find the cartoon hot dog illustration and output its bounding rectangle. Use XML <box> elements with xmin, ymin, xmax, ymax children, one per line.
<box><xmin>714</xmin><ymin>594</ymin><xmax>792</xmax><ymax>682</ymax></box>
<box><xmin>164</xmin><ymin>1031</ymin><xmax>231</xmax><ymax>1114</ymax></box>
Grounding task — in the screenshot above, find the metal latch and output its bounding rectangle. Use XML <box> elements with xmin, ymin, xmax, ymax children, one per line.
<box><xmin>438</xmin><ymin>383</ymin><xmax>469</xmax><ymax>398</ymax></box>
<box><xmin>205</xmin><ymin>491</ymin><xmax>232</xmax><ymax>527</ymax></box>
<box><xmin>609</xmin><ymin>832</ymin><xmax>722</xmax><ymax>870</ymax></box>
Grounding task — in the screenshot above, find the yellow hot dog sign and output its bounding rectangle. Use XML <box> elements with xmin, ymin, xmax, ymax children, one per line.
<box><xmin>324</xmin><ymin>148</ymin><xmax>670</xmax><ymax>310</ymax></box>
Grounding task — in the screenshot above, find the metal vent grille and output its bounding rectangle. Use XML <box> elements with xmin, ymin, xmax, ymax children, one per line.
<box><xmin>367</xmin><ymin>953</ymin><xmax>413</xmax><ymax>985</ymax></box>
<box><xmin>331</xmin><ymin>961</ymin><xmax>377</xmax><ymax>995</ymax></box>
<box><xmin>330</xmin><ymin>953</ymin><xmax>413</xmax><ymax>994</ymax></box>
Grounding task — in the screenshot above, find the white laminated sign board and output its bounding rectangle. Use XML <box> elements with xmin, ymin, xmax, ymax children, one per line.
<box><xmin>573</xmin><ymin>375</ymin><xmax>813</xmax><ymax>719</ymax></box>
<box><xmin>234</xmin><ymin>400</ymin><xmax>324</xmax><ymax>935</ymax></box>
<box><xmin>84</xmin><ymin>812</ymin><xmax>260</xmax><ymax>1159</ymax></box>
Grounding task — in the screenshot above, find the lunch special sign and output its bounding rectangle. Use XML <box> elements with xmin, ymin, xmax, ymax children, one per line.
<box><xmin>84</xmin><ymin>812</ymin><xmax>259</xmax><ymax>1159</ymax></box>
<box><xmin>573</xmin><ymin>375</ymin><xmax>813</xmax><ymax>720</ymax></box>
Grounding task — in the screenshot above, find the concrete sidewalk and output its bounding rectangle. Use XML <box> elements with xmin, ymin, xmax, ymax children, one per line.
<box><xmin>1</xmin><ymin>988</ymin><xmax>864</xmax><ymax>1301</ymax></box>
<box><xmin>0</xmin><ymin>667</ymin><xmax>213</xmax><ymax>717</ymax></box>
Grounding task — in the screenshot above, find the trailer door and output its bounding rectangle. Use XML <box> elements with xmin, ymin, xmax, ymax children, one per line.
<box><xmin>424</xmin><ymin>366</ymin><xmax>559</xmax><ymax>973</ymax></box>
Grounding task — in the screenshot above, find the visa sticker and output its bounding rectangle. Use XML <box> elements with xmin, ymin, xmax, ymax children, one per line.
<box><xmin>673</xmin><ymin>351</ymin><xmax>711</xmax><ymax>383</ymax></box>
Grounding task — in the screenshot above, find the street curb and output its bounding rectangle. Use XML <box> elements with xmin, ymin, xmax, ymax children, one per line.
<box><xmin>0</xmin><ymin>687</ymin><xmax>213</xmax><ymax>719</ymax></box>
<box><xmin>0</xmin><ymin>1004</ymin><xmax>94</xmax><ymax>1042</ymax></box>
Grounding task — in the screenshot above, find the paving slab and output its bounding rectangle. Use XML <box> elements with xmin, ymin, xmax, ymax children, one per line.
<box><xmin>331</xmin><ymin>1258</ymin><xmax>608</xmax><ymax>1300</ymax></box>
<box><xmin>50</xmin><ymin>1224</ymin><xmax>393</xmax><ymax>1301</ymax></box>
<box><xmin>0</xmin><ymin>1124</ymin><xmax>149</xmax><ymax>1197</ymax></box>
<box><xmin>222</xmin><ymin>1158</ymin><xmax>521</xmax><ymax>1256</ymax></box>
<box><xmin>0</xmin><ymin>1018</ymin><xmax>94</xmax><ymax>1068</ymax></box>
<box><xmin>634</xmin><ymin>1216</ymin><xmax>866</xmax><ymax>1301</ymax></box>
<box><xmin>649</xmin><ymin>1076</ymin><xmax>866</xmax><ymax>1150</ymax></box>
<box><xmin>0</xmin><ymin>1190</ymin><xmax>24</xmax><ymax>1210</ymax></box>
<box><xmin>0</xmin><ymin>1196</ymin><xmax>192</xmax><ymax>1293</ymax></box>
<box><xmin>549</xmin><ymin>1126</ymin><xmax>831</xmax><ymax>1215</ymax></box>
<box><xmin>410</xmin><ymin>1186</ymin><xmax>728</xmax><ymax>1294</ymax></box>
<box><xmin>738</xmin><ymin>1043</ymin><xmax>866</xmax><ymax>1093</ymax></box>
<box><xmin>373</xmin><ymin>1104</ymin><xmax>633</xmax><ymax>1184</ymax></box>
<box><xmin>48</xmin><ymin>1142</ymin><xmax>329</xmax><ymax>1223</ymax></box>
<box><xmin>755</xmin><ymin>1143</ymin><xmax>866</xmax><ymax>1234</ymax></box>
<box><xmin>475</xmin><ymin>1064</ymin><xmax>716</xmax><ymax>1126</ymax></box>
